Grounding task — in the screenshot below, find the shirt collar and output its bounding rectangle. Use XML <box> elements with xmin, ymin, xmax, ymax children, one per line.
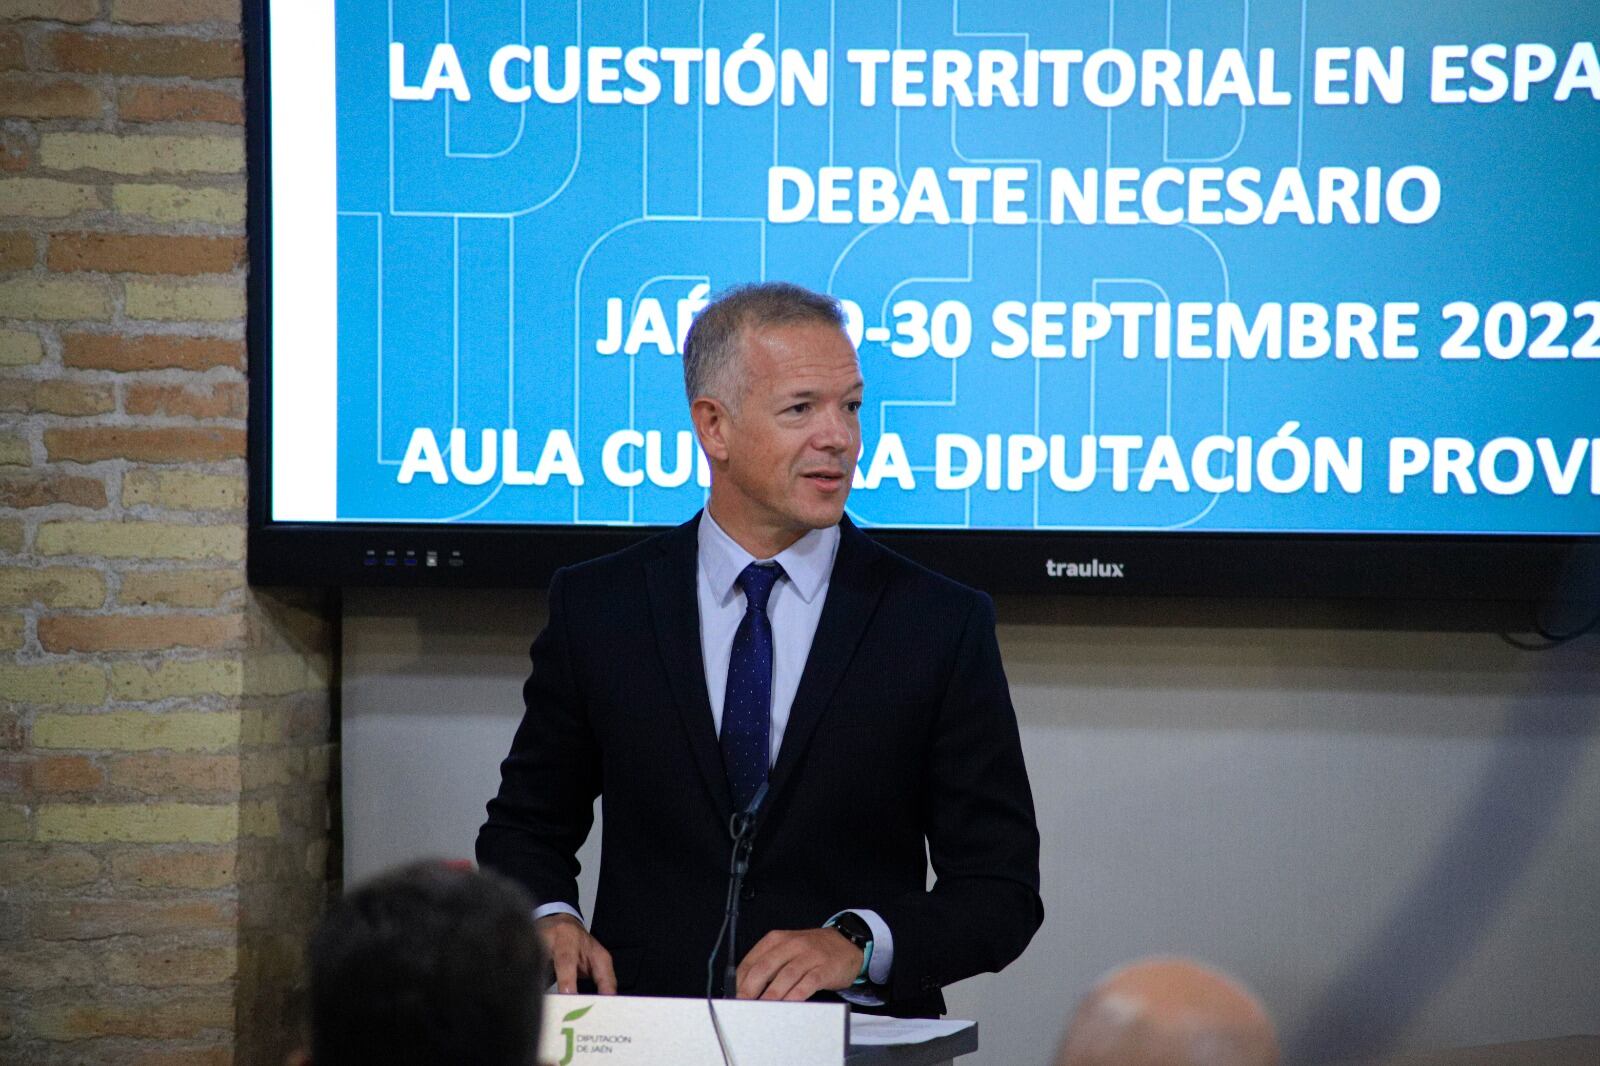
<box><xmin>698</xmin><ymin>509</ymin><xmax>839</xmax><ymax>607</ymax></box>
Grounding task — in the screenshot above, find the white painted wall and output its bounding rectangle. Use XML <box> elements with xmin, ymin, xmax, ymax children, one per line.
<box><xmin>342</xmin><ymin>588</ymin><xmax>1599</xmax><ymax>1065</ymax></box>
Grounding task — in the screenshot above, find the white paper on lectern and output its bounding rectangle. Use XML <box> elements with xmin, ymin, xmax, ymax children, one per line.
<box><xmin>848</xmin><ymin>1015</ymin><xmax>976</xmax><ymax>1046</ymax></box>
<box><xmin>537</xmin><ymin>993</ymin><xmax>848</xmax><ymax>1065</ymax></box>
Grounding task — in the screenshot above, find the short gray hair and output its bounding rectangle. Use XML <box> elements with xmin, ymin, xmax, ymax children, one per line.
<box><xmin>681</xmin><ymin>282</ymin><xmax>847</xmax><ymax>407</ymax></box>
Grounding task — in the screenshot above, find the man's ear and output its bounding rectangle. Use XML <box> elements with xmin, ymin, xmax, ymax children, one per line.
<box><xmin>691</xmin><ymin>396</ymin><xmax>731</xmax><ymax>463</ymax></box>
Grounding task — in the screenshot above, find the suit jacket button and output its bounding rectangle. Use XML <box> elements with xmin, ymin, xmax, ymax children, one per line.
<box><xmin>740</xmin><ymin>883</ymin><xmax>755</xmax><ymax>901</ymax></box>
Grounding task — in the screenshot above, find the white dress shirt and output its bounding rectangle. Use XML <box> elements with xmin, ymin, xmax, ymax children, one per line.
<box><xmin>535</xmin><ymin>512</ymin><xmax>894</xmax><ymax>993</ymax></box>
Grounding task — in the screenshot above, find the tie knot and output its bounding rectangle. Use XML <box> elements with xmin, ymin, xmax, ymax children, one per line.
<box><xmin>737</xmin><ymin>561</ymin><xmax>783</xmax><ymax>614</ymax></box>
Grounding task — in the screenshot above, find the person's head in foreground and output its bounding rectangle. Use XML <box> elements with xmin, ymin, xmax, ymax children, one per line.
<box><xmin>1054</xmin><ymin>957</ymin><xmax>1280</xmax><ymax>1066</ymax></box>
<box><xmin>294</xmin><ymin>860</ymin><xmax>545</xmax><ymax>1066</ymax></box>
<box><xmin>683</xmin><ymin>281</ymin><xmax>863</xmax><ymax>557</ymax></box>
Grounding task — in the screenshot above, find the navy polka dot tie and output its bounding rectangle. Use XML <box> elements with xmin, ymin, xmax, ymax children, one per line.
<box><xmin>721</xmin><ymin>561</ymin><xmax>782</xmax><ymax>812</ymax></box>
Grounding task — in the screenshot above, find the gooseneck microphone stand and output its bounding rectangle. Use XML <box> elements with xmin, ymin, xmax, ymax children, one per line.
<box><xmin>706</xmin><ymin>781</ymin><xmax>769</xmax><ymax>1066</ymax></box>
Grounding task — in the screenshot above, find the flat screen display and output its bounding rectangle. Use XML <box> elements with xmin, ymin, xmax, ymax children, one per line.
<box><xmin>251</xmin><ymin>0</ymin><xmax>1599</xmax><ymax>598</ymax></box>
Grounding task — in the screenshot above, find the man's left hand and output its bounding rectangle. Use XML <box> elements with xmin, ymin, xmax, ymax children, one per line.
<box><xmin>735</xmin><ymin>927</ymin><xmax>864</xmax><ymax>1001</ymax></box>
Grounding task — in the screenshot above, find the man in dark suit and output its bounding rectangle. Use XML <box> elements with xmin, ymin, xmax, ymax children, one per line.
<box><xmin>477</xmin><ymin>283</ymin><xmax>1041</xmax><ymax>1017</ymax></box>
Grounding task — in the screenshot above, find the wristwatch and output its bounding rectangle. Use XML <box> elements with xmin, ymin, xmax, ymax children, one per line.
<box><xmin>826</xmin><ymin>912</ymin><xmax>875</xmax><ymax>986</ymax></box>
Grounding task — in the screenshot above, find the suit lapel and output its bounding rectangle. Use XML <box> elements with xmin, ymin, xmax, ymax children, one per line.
<box><xmin>766</xmin><ymin>518</ymin><xmax>889</xmax><ymax>811</ymax></box>
<box><xmin>644</xmin><ymin>514</ymin><xmax>733</xmax><ymax>820</ymax></box>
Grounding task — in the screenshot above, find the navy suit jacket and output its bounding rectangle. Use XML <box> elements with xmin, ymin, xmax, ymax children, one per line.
<box><xmin>477</xmin><ymin>514</ymin><xmax>1042</xmax><ymax>1016</ymax></box>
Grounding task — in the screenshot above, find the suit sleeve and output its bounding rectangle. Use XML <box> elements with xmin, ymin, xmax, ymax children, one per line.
<box><xmin>476</xmin><ymin>570</ymin><xmax>602</xmax><ymax>912</ymax></box>
<box><xmin>875</xmin><ymin>592</ymin><xmax>1043</xmax><ymax>1001</ymax></box>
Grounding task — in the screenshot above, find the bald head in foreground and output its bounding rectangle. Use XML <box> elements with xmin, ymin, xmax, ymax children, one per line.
<box><xmin>1054</xmin><ymin>957</ymin><xmax>1279</xmax><ymax>1066</ymax></box>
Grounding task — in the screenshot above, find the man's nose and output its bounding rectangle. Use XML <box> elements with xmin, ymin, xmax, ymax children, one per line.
<box><xmin>812</xmin><ymin>407</ymin><xmax>856</xmax><ymax>452</ymax></box>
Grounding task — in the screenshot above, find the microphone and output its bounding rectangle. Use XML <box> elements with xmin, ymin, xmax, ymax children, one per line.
<box><xmin>721</xmin><ymin>781</ymin><xmax>768</xmax><ymax>999</ymax></box>
<box><xmin>705</xmin><ymin>782</ymin><xmax>770</xmax><ymax>1065</ymax></box>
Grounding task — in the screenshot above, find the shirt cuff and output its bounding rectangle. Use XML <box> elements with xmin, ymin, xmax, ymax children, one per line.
<box><xmin>827</xmin><ymin>909</ymin><xmax>894</xmax><ymax>986</ymax></box>
<box><xmin>533</xmin><ymin>901</ymin><xmax>584</xmax><ymax>924</ymax></box>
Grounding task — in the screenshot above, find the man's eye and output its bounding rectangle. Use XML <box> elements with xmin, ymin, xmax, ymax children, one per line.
<box><xmin>845</xmin><ymin>401</ymin><xmax>863</xmax><ymax>414</ymax></box>
<box><xmin>787</xmin><ymin>403</ymin><xmax>810</xmax><ymax>414</ymax></box>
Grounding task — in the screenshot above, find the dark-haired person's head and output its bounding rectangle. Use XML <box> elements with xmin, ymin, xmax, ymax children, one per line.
<box><xmin>297</xmin><ymin>860</ymin><xmax>545</xmax><ymax>1066</ymax></box>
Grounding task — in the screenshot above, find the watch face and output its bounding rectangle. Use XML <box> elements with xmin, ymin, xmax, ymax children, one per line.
<box><xmin>832</xmin><ymin>914</ymin><xmax>871</xmax><ymax>947</ymax></box>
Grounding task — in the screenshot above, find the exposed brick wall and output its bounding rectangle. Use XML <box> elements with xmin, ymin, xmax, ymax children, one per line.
<box><xmin>0</xmin><ymin>3</ymin><xmax>338</xmax><ymax>1063</ymax></box>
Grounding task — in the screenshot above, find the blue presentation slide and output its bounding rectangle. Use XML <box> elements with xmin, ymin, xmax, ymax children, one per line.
<box><xmin>316</xmin><ymin>0</ymin><xmax>1600</xmax><ymax>533</ymax></box>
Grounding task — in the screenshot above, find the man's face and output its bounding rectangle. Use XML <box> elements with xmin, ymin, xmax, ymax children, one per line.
<box><xmin>696</xmin><ymin>321</ymin><xmax>863</xmax><ymax>555</ymax></box>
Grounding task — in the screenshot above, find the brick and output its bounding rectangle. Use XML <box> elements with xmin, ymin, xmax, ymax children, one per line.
<box><xmin>0</xmin><ymin>843</ymin><xmax>99</xmax><ymax>885</ymax></box>
<box><xmin>1</xmin><ymin>0</ymin><xmax>99</xmax><ymax>22</ymax></box>
<box><xmin>39</xmin><ymin>378</ymin><xmax>117</xmax><ymax>416</ymax></box>
<box><xmin>0</xmin><ymin>329</ymin><xmax>43</xmax><ymax>365</ymax></box>
<box><xmin>0</xmin><ymin>520</ymin><xmax>20</xmax><ymax>551</ymax></box>
<box><xmin>0</xmin><ymin>379</ymin><xmax>116</xmax><ymax>415</ymax></box>
<box><xmin>113</xmin><ymin>182</ymin><xmax>244</xmax><ymax>225</ymax></box>
<box><xmin>113</xmin><ymin>0</ymin><xmax>238</xmax><ymax>24</ymax></box>
<box><xmin>0</xmin><ymin>74</ymin><xmax>101</xmax><ymax>119</ymax></box>
<box><xmin>36</xmin><ymin>520</ymin><xmax>244</xmax><ymax>560</ymax></box>
<box><xmin>0</xmin><ymin>706</ymin><xmax>19</xmax><ymax>746</ymax></box>
<box><xmin>46</xmin><ymin>32</ymin><xmax>244</xmax><ymax>78</ymax></box>
<box><xmin>0</xmin><ymin>28</ymin><xmax>19</xmax><ymax>68</ymax></box>
<box><xmin>0</xmin><ymin>431</ymin><xmax>31</xmax><ymax>464</ymax></box>
<box><xmin>36</xmin><ymin>801</ymin><xmax>240</xmax><ymax>843</ymax></box>
<box><xmin>0</xmin><ymin>565</ymin><xmax>107</xmax><ymax>607</ymax></box>
<box><xmin>125</xmin><ymin>277</ymin><xmax>245</xmax><ymax>321</ymax></box>
<box><xmin>303</xmin><ymin>836</ymin><xmax>330</xmax><ymax>877</ymax></box>
<box><xmin>0</xmin><ymin>662</ymin><xmax>107</xmax><ymax>704</ymax></box>
<box><xmin>104</xmin><ymin>943</ymin><xmax>238</xmax><ymax>986</ymax></box>
<box><xmin>0</xmin><ymin>276</ymin><xmax>112</xmax><ymax>319</ymax></box>
<box><xmin>129</xmin><ymin>1047</ymin><xmax>235</xmax><ymax>1066</ymax></box>
<box><xmin>0</xmin><ymin>472</ymin><xmax>108</xmax><ymax>509</ymax></box>
<box><xmin>0</xmin><ymin>229</ymin><xmax>31</xmax><ymax>269</ymax></box>
<box><xmin>63</xmin><ymin>332</ymin><xmax>243</xmax><ymax>371</ymax></box>
<box><xmin>50</xmin><ymin>232</ymin><xmax>245</xmax><ymax>275</ymax></box>
<box><xmin>111</xmin><ymin>845</ymin><xmax>235</xmax><ymax>888</ymax></box>
<box><xmin>0</xmin><ymin>755</ymin><xmax>23</xmax><ymax>791</ymax></box>
<box><xmin>125</xmin><ymin>380</ymin><xmax>246</xmax><ymax>419</ymax></box>
<box><xmin>239</xmin><ymin>798</ymin><xmax>278</xmax><ymax>838</ymax></box>
<box><xmin>28</xmin><ymin>991</ymin><xmax>235</xmax><ymax>1039</ymax></box>
<box><xmin>0</xmin><ymin>127</ymin><xmax>30</xmax><ymax>169</ymax></box>
<box><xmin>32</xmin><ymin>754</ymin><xmax>104</xmax><ymax>792</ymax></box>
<box><xmin>0</xmin><ymin>613</ymin><xmax>22</xmax><ymax>649</ymax></box>
<box><xmin>33</xmin><ymin>710</ymin><xmax>240</xmax><ymax>751</ymax></box>
<box><xmin>0</xmin><ymin>176</ymin><xmax>100</xmax><ymax>217</ymax></box>
<box><xmin>40</xmin><ymin>132</ymin><xmax>244</xmax><ymax>176</ymax></box>
<box><xmin>107</xmin><ymin>752</ymin><xmax>240</xmax><ymax>793</ymax></box>
<box><xmin>118</xmin><ymin>569</ymin><xmax>242</xmax><ymax>608</ymax></box>
<box><xmin>45</xmin><ymin>426</ymin><xmax>246</xmax><ymax>463</ymax></box>
<box><xmin>0</xmin><ymin>943</ymin><xmax>98</xmax><ymax>990</ymax></box>
<box><xmin>0</xmin><ymin>801</ymin><xmax>26</xmax><ymax>838</ymax></box>
<box><xmin>110</xmin><ymin>658</ymin><xmax>241</xmax><ymax>700</ymax></box>
<box><xmin>240</xmin><ymin>749</ymin><xmax>299</xmax><ymax>789</ymax></box>
<box><xmin>119</xmin><ymin>83</ymin><xmax>242</xmax><ymax>125</ymax></box>
<box><xmin>38</xmin><ymin>612</ymin><xmax>246</xmax><ymax>652</ymax></box>
<box><xmin>28</xmin><ymin>897</ymin><xmax>236</xmax><ymax>939</ymax></box>
<box><xmin>241</xmin><ymin>653</ymin><xmax>313</xmax><ymax>696</ymax></box>
<box><xmin>123</xmin><ymin>470</ymin><xmax>244</xmax><ymax>510</ymax></box>
<box><xmin>239</xmin><ymin>706</ymin><xmax>289</xmax><ymax>746</ymax></box>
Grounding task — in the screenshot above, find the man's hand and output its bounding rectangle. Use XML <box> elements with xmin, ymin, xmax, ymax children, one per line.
<box><xmin>536</xmin><ymin>913</ymin><xmax>617</xmax><ymax>995</ymax></box>
<box><xmin>735</xmin><ymin>928</ymin><xmax>864</xmax><ymax>1001</ymax></box>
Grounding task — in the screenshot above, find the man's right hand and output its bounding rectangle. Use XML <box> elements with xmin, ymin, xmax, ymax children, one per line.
<box><xmin>536</xmin><ymin>913</ymin><xmax>618</xmax><ymax>995</ymax></box>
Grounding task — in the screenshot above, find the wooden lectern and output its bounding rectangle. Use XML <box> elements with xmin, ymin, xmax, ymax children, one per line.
<box><xmin>536</xmin><ymin>994</ymin><xmax>977</xmax><ymax>1066</ymax></box>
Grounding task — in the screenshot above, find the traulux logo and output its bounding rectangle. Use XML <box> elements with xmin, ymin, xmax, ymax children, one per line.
<box><xmin>1046</xmin><ymin>558</ymin><xmax>1126</xmax><ymax>578</ymax></box>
